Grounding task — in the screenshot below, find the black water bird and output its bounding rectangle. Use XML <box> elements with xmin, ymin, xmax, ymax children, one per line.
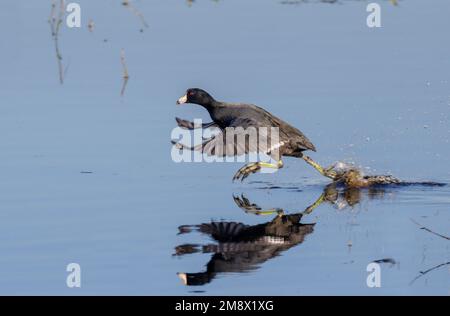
<box><xmin>174</xmin><ymin>88</ymin><xmax>335</xmax><ymax>181</ymax></box>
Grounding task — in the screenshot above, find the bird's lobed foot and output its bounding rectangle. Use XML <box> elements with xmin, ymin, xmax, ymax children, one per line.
<box><xmin>233</xmin><ymin>163</ymin><xmax>262</xmax><ymax>182</ymax></box>
<box><xmin>323</xmin><ymin>168</ymin><xmax>338</xmax><ymax>180</ymax></box>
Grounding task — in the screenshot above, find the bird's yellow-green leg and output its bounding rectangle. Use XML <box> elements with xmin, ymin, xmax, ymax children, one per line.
<box><xmin>301</xmin><ymin>155</ymin><xmax>337</xmax><ymax>180</ymax></box>
<box><xmin>232</xmin><ymin>194</ymin><xmax>284</xmax><ymax>215</ymax></box>
<box><xmin>303</xmin><ymin>192</ymin><xmax>326</xmax><ymax>215</ymax></box>
<box><xmin>247</xmin><ymin>208</ymin><xmax>284</xmax><ymax>216</ymax></box>
<box><xmin>233</xmin><ymin>160</ymin><xmax>284</xmax><ymax>182</ymax></box>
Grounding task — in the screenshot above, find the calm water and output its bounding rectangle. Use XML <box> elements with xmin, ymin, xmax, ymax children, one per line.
<box><xmin>0</xmin><ymin>0</ymin><xmax>449</xmax><ymax>295</ymax></box>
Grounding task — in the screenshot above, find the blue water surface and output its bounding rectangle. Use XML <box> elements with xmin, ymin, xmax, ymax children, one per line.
<box><xmin>0</xmin><ymin>0</ymin><xmax>449</xmax><ymax>295</ymax></box>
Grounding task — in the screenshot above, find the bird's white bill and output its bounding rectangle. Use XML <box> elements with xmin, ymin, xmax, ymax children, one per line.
<box><xmin>177</xmin><ymin>272</ymin><xmax>187</xmax><ymax>285</ymax></box>
<box><xmin>177</xmin><ymin>94</ymin><xmax>188</xmax><ymax>104</ymax></box>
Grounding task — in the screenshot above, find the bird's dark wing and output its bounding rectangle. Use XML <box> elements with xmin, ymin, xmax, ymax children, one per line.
<box><xmin>255</xmin><ymin>107</ymin><xmax>316</xmax><ymax>152</ymax></box>
<box><xmin>172</xmin><ymin>116</ymin><xmax>284</xmax><ymax>160</ymax></box>
<box><xmin>202</xmin><ymin>117</ymin><xmax>284</xmax><ymax>160</ymax></box>
<box><xmin>224</xmin><ymin>104</ymin><xmax>316</xmax><ymax>153</ymax></box>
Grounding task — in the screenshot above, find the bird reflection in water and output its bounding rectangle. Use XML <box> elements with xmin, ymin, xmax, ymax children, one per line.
<box><xmin>175</xmin><ymin>207</ymin><xmax>314</xmax><ymax>286</ymax></box>
<box><xmin>175</xmin><ymin>184</ymin><xmax>389</xmax><ymax>286</ymax></box>
<box><xmin>304</xmin><ymin>182</ymin><xmax>390</xmax><ymax>213</ymax></box>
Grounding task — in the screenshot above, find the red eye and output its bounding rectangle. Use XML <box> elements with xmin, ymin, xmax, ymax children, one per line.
<box><xmin>188</xmin><ymin>91</ymin><xmax>194</xmax><ymax>96</ymax></box>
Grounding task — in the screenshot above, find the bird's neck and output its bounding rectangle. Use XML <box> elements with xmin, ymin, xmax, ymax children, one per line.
<box><xmin>202</xmin><ymin>100</ymin><xmax>221</xmax><ymax>117</ymax></box>
<box><xmin>200</xmin><ymin>99</ymin><xmax>218</xmax><ymax>110</ymax></box>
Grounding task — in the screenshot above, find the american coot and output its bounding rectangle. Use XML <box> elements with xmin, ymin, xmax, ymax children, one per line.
<box><xmin>174</xmin><ymin>88</ymin><xmax>336</xmax><ymax>181</ymax></box>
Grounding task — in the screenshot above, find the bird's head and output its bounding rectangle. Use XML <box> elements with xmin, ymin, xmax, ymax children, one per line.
<box><xmin>176</xmin><ymin>88</ymin><xmax>215</xmax><ymax>107</ymax></box>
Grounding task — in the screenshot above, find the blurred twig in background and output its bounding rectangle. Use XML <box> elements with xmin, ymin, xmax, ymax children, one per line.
<box><xmin>410</xmin><ymin>261</ymin><xmax>450</xmax><ymax>285</ymax></box>
<box><xmin>48</xmin><ymin>0</ymin><xmax>65</xmax><ymax>84</ymax></box>
<box><xmin>411</xmin><ymin>218</ymin><xmax>450</xmax><ymax>241</ymax></box>
<box><xmin>88</xmin><ymin>19</ymin><xmax>95</xmax><ymax>33</ymax></box>
<box><xmin>120</xmin><ymin>48</ymin><xmax>130</xmax><ymax>96</ymax></box>
<box><xmin>122</xmin><ymin>0</ymin><xmax>149</xmax><ymax>30</ymax></box>
<box><xmin>409</xmin><ymin>218</ymin><xmax>449</xmax><ymax>285</ymax></box>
